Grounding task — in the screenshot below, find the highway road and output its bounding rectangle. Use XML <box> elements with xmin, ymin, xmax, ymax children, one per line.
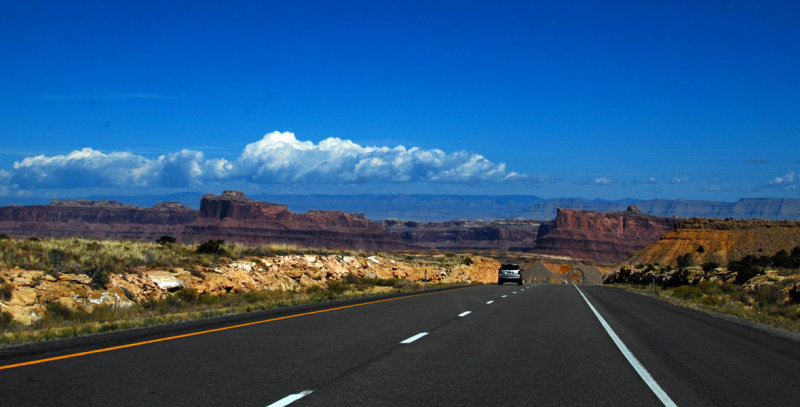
<box><xmin>1</xmin><ymin>284</ymin><xmax>800</xmax><ymax>406</ymax></box>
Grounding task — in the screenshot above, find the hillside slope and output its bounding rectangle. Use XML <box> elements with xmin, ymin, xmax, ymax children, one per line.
<box><xmin>623</xmin><ymin>218</ymin><xmax>800</xmax><ymax>266</ymax></box>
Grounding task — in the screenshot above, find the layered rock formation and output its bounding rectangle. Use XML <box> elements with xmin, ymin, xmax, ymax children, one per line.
<box><xmin>532</xmin><ymin>207</ymin><xmax>678</xmax><ymax>264</ymax></box>
<box><xmin>184</xmin><ymin>191</ymin><xmax>405</xmax><ymax>250</ymax></box>
<box><xmin>0</xmin><ymin>193</ymin><xmax>683</xmax><ymax>262</ymax></box>
<box><xmin>623</xmin><ymin>218</ymin><xmax>800</xmax><ymax>267</ymax></box>
<box><xmin>0</xmin><ymin>200</ymin><xmax>196</xmax><ymax>241</ymax></box>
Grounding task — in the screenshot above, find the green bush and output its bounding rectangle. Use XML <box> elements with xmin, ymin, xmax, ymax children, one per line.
<box><xmin>0</xmin><ymin>282</ymin><xmax>12</xmax><ymax>300</ymax></box>
<box><xmin>701</xmin><ymin>262</ymin><xmax>719</xmax><ymax>272</ymax></box>
<box><xmin>43</xmin><ymin>301</ymin><xmax>78</xmax><ymax>323</ymax></box>
<box><xmin>155</xmin><ymin>235</ymin><xmax>177</xmax><ymax>245</ymax></box>
<box><xmin>0</xmin><ymin>311</ymin><xmax>13</xmax><ymax>331</ymax></box>
<box><xmin>671</xmin><ymin>285</ymin><xmax>702</xmax><ymax>300</ymax></box>
<box><xmin>86</xmin><ymin>268</ymin><xmax>110</xmax><ymax>288</ymax></box>
<box><xmin>754</xmin><ymin>285</ymin><xmax>782</xmax><ymax>306</ymax></box>
<box><xmin>0</xmin><ymin>233</ymin><xmax>9</xmax><ymax>240</ymax></box>
<box><xmin>326</xmin><ymin>279</ymin><xmax>349</xmax><ymax>294</ymax></box>
<box><xmin>175</xmin><ymin>287</ymin><xmax>199</xmax><ymax>303</ymax></box>
<box><xmin>676</xmin><ymin>253</ymin><xmax>693</xmax><ymax>268</ymax></box>
<box><xmin>48</xmin><ymin>248</ymin><xmax>68</xmax><ymax>270</ymax></box>
<box><xmin>196</xmin><ymin>239</ymin><xmax>225</xmax><ymax>255</ymax></box>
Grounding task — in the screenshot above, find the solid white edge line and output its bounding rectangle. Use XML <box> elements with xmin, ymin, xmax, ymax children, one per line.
<box><xmin>400</xmin><ymin>332</ymin><xmax>429</xmax><ymax>344</ymax></box>
<box><xmin>486</xmin><ymin>300</ymin><xmax>495</xmax><ymax>304</ymax></box>
<box><xmin>574</xmin><ymin>285</ymin><xmax>677</xmax><ymax>407</ymax></box>
<box><xmin>458</xmin><ymin>311</ymin><xmax>472</xmax><ymax>317</ymax></box>
<box><xmin>266</xmin><ymin>389</ymin><xmax>314</xmax><ymax>407</ymax></box>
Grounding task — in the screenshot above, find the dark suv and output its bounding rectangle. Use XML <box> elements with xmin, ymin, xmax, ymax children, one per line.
<box><xmin>498</xmin><ymin>263</ymin><xmax>523</xmax><ymax>285</ymax></box>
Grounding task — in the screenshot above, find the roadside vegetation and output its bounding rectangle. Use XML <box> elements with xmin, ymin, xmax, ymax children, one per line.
<box><xmin>0</xmin><ymin>276</ymin><xmax>429</xmax><ymax>346</ymax></box>
<box><xmin>606</xmin><ymin>247</ymin><xmax>800</xmax><ymax>332</ymax></box>
<box><xmin>0</xmin><ymin>235</ymin><xmax>364</xmax><ymax>277</ymax></box>
<box><xmin>0</xmin><ymin>236</ymin><xmax>472</xmax><ymax>345</ymax></box>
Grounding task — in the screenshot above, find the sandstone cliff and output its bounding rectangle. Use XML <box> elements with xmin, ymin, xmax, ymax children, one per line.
<box><xmin>623</xmin><ymin>218</ymin><xmax>800</xmax><ymax>266</ymax></box>
<box><xmin>183</xmin><ymin>191</ymin><xmax>406</xmax><ymax>250</ymax></box>
<box><xmin>532</xmin><ymin>207</ymin><xmax>677</xmax><ymax>264</ymax></box>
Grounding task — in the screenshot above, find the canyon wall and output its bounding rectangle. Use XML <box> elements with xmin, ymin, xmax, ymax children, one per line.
<box><xmin>532</xmin><ymin>207</ymin><xmax>677</xmax><ymax>263</ymax></box>
<box><xmin>0</xmin><ymin>193</ymin><xmax>679</xmax><ymax>263</ymax></box>
<box><xmin>0</xmin><ymin>201</ymin><xmax>196</xmax><ymax>241</ymax></box>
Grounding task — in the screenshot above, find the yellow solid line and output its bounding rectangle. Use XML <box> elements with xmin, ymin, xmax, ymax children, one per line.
<box><xmin>0</xmin><ymin>287</ymin><xmax>465</xmax><ymax>371</ymax></box>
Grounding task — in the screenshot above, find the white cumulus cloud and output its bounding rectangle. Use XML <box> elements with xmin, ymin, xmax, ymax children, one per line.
<box><xmin>671</xmin><ymin>177</ymin><xmax>689</xmax><ymax>184</ymax></box>
<box><xmin>1</xmin><ymin>131</ymin><xmax>525</xmax><ymax>190</ymax></box>
<box><xmin>769</xmin><ymin>171</ymin><xmax>796</xmax><ymax>187</ymax></box>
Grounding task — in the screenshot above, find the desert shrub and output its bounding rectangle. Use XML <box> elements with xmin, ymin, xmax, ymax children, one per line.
<box><xmin>463</xmin><ymin>257</ymin><xmax>473</xmax><ymax>266</ymax></box>
<box><xmin>733</xmin><ymin>266</ymin><xmax>763</xmax><ymax>284</ymax></box>
<box><xmin>326</xmin><ymin>279</ymin><xmax>349</xmax><ymax>294</ymax></box>
<box><xmin>0</xmin><ymin>233</ymin><xmax>9</xmax><ymax>240</ymax></box>
<box><xmin>48</xmin><ymin>248</ymin><xmax>68</xmax><ymax>270</ymax></box>
<box><xmin>0</xmin><ymin>311</ymin><xmax>13</xmax><ymax>331</ymax></box>
<box><xmin>753</xmin><ymin>285</ymin><xmax>782</xmax><ymax>306</ymax></box>
<box><xmin>728</xmin><ymin>256</ymin><xmax>765</xmax><ymax>284</ymax></box>
<box><xmin>672</xmin><ymin>285</ymin><xmax>702</xmax><ymax>300</ymax></box>
<box><xmin>155</xmin><ymin>235</ymin><xmax>177</xmax><ymax>245</ymax></box>
<box><xmin>701</xmin><ymin>262</ymin><xmax>719</xmax><ymax>272</ymax></box>
<box><xmin>391</xmin><ymin>279</ymin><xmax>420</xmax><ymax>291</ymax></box>
<box><xmin>196</xmin><ymin>239</ymin><xmax>225</xmax><ymax>255</ymax></box>
<box><xmin>89</xmin><ymin>304</ymin><xmax>124</xmax><ymax>323</ymax></box>
<box><xmin>662</xmin><ymin>269</ymin><xmax>689</xmax><ymax>288</ymax></box>
<box><xmin>696</xmin><ymin>245</ymin><xmax>705</xmax><ymax>253</ymax></box>
<box><xmin>676</xmin><ymin>253</ymin><xmax>693</xmax><ymax>268</ymax></box>
<box><xmin>175</xmin><ymin>287</ymin><xmax>199</xmax><ymax>303</ymax></box>
<box><xmin>85</xmin><ymin>268</ymin><xmax>110</xmax><ymax>288</ymax></box>
<box><xmin>0</xmin><ymin>283</ymin><xmax>13</xmax><ymax>300</ymax></box>
<box><xmin>43</xmin><ymin>301</ymin><xmax>77</xmax><ymax>323</ymax></box>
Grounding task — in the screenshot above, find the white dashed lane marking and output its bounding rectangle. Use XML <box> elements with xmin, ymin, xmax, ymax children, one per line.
<box><xmin>486</xmin><ymin>300</ymin><xmax>494</xmax><ymax>304</ymax></box>
<box><xmin>266</xmin><ymin>390</ymin><xmax>314</xmax><ymax>407</ymax></box>
<box><xmin>400</xmin><ymin>332</ymin><xmax>429</xmax><ymax>344</ymax></box>
<box><xmin>458</xmin><ymin>311</ymin><xmax>472</xmax><ymax>317</ymax></box>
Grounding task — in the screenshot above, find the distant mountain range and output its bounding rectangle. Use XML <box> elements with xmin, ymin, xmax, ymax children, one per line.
<box><xmin>1</xmin><ymin>194</ymin><xmax>798</xmax><ymax>221</ymax></box>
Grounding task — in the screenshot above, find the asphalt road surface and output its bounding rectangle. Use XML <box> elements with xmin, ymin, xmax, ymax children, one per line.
<box><xmin>2</xmin><ymin>284</ymin><xmax>800</xmax><ymax>406</ymax></box>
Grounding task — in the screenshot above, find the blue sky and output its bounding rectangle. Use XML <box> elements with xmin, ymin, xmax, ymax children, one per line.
<box><xmin>1</xmin><ymin>0</ymin><xmax>799</xmax><ymax>202</ymax></box>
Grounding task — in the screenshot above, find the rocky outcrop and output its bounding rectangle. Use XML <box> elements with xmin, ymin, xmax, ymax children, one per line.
<box><xmin>623</xmin><ymin>218</ymin><xmax>800</xmax><ymax>267</ymax></box>
<box><xmin>384</xmin><ymin>218</ymin><xmax>541</xmax><ymax>251</ymax></box>
<box><xmin>532</xmin><ymin>208</ymin><xmax>677</xmax><ymax>264</ymax></box>
<box><xmin>0</xmin><ymin>254</ymin><xmax>500</xmax><ymax>325</ymax></box>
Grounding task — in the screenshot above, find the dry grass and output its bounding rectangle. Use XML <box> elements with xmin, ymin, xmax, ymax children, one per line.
<box><xmin>0</xmin><ymin>237</ymin><xmax>470</xmax><ymax>345</ymax></box>
<box><xmin>618</xmin><ymin>280</ymin><xmax>800</xmax><ymax>332</ymax></box>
